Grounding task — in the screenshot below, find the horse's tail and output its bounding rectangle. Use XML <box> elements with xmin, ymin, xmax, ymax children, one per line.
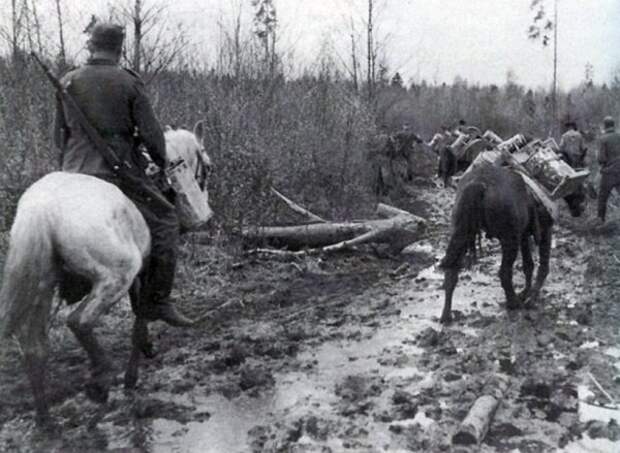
<box><xmin>440</xmin><ymin>181</ymin><xmax>486</xmax><ymax>269</ymax></box>
<box><xmin>0</xmin><ymin>203</ymin><xmax>56</xmax><ymax>339</ymax></box>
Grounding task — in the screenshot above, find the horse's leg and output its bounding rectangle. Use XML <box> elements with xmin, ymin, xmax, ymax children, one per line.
<box><xmin>124</xmin><ymin>276</ymin><xmax>154</xmax><ymax>390</ymax></box>
<box><xmin>127</xmin><ymin>273</ymin><xmax>154</xmax><ymax>357</ymax></box>
<box><xmin>526</xmin><ymin>224</ymin><xmax>552</xmax><ymax>308</ymax></box>
<box><xmin>125</xmin><ymin>317</ymin><xmax>149</xmax><ymax>390</ymax></box>
<box><xmin>440</xmin><ymin>267</ymin><xmax>460</xmax><ymax>324</ymax></box>
<box><xmin>519</xmin><ymin>236</ymin><xmax>534</xmax><ymax>302</ymax></box>
<box><xmin>17</xmin><ymin>310</ymin><xmax>51</xmax><ymax>427</ymax></box>
<box><xmin>499</xmin><ymin>240</ymin><xmax>520</xmax><ymax>310</ymax></box>
<box><xmin>67</xmin><ymin>275</ymin><xmax>133</xmax><ymax>403</ymax></box>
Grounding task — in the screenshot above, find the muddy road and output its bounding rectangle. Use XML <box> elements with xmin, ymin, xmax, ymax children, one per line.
<box><xmin>1</xmin><ymin>183</ymin><xmax>620</xmax><ymax>452</ymax></box>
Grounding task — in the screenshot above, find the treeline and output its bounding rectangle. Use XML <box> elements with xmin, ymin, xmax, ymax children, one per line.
<box><xmin>378</xmin><ymin>75</ymin><xmax>620</xmax><ymax>140</ymax></box>
<box><xmin>0</xmin><ymin>56</ymin><xmax>619</xmax><ymax>233</ymax></box>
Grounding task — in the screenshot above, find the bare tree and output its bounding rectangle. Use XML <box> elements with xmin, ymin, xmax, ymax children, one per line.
<box><xmin>1</xmin><ymin>0</ymin><xmax>48</xmax><ymax>62</ymax></box>
<box><xmin>528</xmin><ymin>0</ymin><xmax>558</xmax><ymax>133</ymax></box>
<box><xmin>216</xmin><ymin>0</ymin><xmax>249</xmax><ymax>78</ymax></box>
<box><xmin>28</xmin><ymin>0</ymin><xmax>44</xmax><ymax>56</ymax></box>
<box><xmin>252</xmin><ymin>0</ymin><xmax>278</xmax><ymax>75</ymax></box>
<box><xmin>367</xmin><ymin>0</ymin><xmax>374</xmax><ymax>103</ymax></box>
<box><xmin>54</xmin><ymin>0</ymin><xmax>67</xmax><ymax>67</ymax></box>
<box><xmin>109</xmin><ymin>0</ymin><xmax>188</xmax><ymax>83</ymax></box>
<box><xmin>132</xmin><ymin>0</ymin><xmax>142</xmax><ymax>72</ymax></box>
<box><xmin>233</xmin><ymin>2</ymin><xmax>243</xmax><ymax>77</ymax></box>
<box><xmin>9</xmin><ymin>0</ymin><xmax>27</xmax><ymax>61</ymax></box>
<box><xmin>350</xmin><ymin>17</ymin><xmax>359</xmax><ymax>91</ymax></box>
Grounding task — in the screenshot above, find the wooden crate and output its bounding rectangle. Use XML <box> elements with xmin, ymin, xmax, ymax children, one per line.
<box><xmin>522</xmin><ymin>146</ymin><xmax>590</xmax><ymax>200</ymax></box>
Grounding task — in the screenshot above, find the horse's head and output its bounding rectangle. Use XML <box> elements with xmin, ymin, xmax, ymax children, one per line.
<box><xmin>164</xmin><ymin>120</ymin><xmax>214</xmax><ymax>228</ymax></box>
<box><xmin>164</xmin><ymin>121</ymin><xmax>212</xmax><ymax>190</ymax></box>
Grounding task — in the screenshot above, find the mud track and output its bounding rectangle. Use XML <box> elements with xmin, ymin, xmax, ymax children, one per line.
<box><xmin>1</xmin><ymin>184</ymin><xmax>620</xmax><ymax>452</ymax></box>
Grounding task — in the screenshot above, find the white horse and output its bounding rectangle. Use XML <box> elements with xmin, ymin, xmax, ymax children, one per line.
<box><xmin>0</xmin><ymin>120</ymin><xmax>212</xmax><ymax>426</ymax></box>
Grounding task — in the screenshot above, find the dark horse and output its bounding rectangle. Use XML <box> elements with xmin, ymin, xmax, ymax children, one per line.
<box><xmin>437</xmin><ymin>137</ymin><xmax>490</xmax><ymax>187</ymax></box>
<box><xmin>437</xmin><ymin>146</ymin><xmax>467</xmax><ymax>187</ymax></box>
<box><xmin>439</xmin><ymin>164</ymin><xmax>584</xmax><ymax>324</ymax></box>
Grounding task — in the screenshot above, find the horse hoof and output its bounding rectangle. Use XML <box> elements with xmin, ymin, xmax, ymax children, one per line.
<box><xmin>439</xmin><ymin>314</ymin><xmax>453</xmax><ymax>325</ymax></box>
<box><xmin>85</xmin><ymin>382</ymin><xmax>110</xmax><ymax>404</ymax></box>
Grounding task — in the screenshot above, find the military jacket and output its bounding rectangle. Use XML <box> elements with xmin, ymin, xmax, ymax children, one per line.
<box><xmin>54</xmin><ymin>58</ymin><xmax>166</xmax><ymax>178</ymax></box>
<box><xmin>599</xmin><ymin>129</ymin><xmax>620</xmax><ymax>176</ymax></box>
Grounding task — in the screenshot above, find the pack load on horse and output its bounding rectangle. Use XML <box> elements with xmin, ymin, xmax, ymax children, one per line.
<box><xmin>439</xmin><ymin>132</ymin><xmax>588</xmax><ymax>324</ymax></box>
<box><xmin>0</xmin><ymin>25</ymin><xmax>214</xmax><ymax>427</ymax></box>
<box><xmin>467</xmin><ymin>131</ymin><xmax>590</xmax><ymax>204</ymax></box>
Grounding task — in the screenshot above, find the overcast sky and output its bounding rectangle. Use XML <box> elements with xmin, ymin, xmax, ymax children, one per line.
<box><xmin>175</xmin><ymin>0</ymin><xmax>620</xmax><ymax>88</ymax></box>
<box><xmin>27</xmin><ymin>0</ymin><xmax>620</xmax><ymax>89</ymax></box>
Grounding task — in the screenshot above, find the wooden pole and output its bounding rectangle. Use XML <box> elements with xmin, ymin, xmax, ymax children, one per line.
<box><xmin>452</xmin><ymin>375</ymin><xmax>509</xmax><ymax>446</ymax></box>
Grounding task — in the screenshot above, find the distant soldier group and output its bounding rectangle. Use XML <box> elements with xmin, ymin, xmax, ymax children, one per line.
<box><xmin>424</xmin><ymin>115</ymin><xmax>620</xmax><ymax>226</ymax></box>
<box><xmin>376</xmin><ymin>114</ymin><xmax>620</xmax><ymax>228</ymax></box>
<box><xmin>371</xmin><ymin>124</ymin><xmax>423</xmax><ymax>196</ymax></box>
<box><xmin>428</xmin><ymin>120</ymin><xmax>495</xmax><ymax>187</ymax></box>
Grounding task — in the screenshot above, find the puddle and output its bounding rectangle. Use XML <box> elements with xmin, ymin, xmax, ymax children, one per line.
<box><xmin>147</xmin><ymin>394</ymin><xmax>271</xmax><ymax>453</ymax></box>
<box><xmin>561</xmin><ymin>434</ymin><xmax>620</xmax><ymax>453</ymax></box>
<box><xmin>296</xmin><ymin>315</ymin><xmax>427</xmax><ymax>391</ymax></box>
<box><xmin>416</xmin><ymin>264</ymin><xmax>443</xmax><ymax>281</ymax></box>
<box><xmin>578</xmin><ymin>385</ymin><xmax>620</xmax><ymax>424</ymax></box>
<box><xmin>128</xmin><ymin>292</ymin><xmax>438</xmax><ymax>451</ymax></box>
<box><xmin>604</xmin><ymin>347</ymin><xmax>620</xmax><ymax>359</ymax></box>
<box><xmin>578</xmin><ymin>401</ymin><xmax>620</xmax><ymax>425</ymax></box>
<box><xmin>403</xmin><ymin>264</ymin><xmax>504</xmax><ymax>323</ymax></box>
<box><xmin>579</xmin><ymin>341</ymin><xmax>600</xmax><ymax>350</ymax></box>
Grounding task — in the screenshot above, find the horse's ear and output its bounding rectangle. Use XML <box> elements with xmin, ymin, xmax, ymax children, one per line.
<box><xmin>193</xmin><ymin>120</ymin><xmax>206</xmax><ymax>142</ymax></box>
<box><xmin>165</xmin><ymin>125</ymin><xmax>173</xmax><ymax>132</ymax></box>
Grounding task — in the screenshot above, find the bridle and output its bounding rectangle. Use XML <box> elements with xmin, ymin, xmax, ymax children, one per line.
<box><xmin>194</xmin><ymin>145</ymin><xmax>212</xmax><ymax>191</ymax></box>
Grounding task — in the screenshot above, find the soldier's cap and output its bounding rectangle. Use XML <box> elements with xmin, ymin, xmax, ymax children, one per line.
<box><xmin>89</xmin><ymin>23</ymin><xmax>125</xmax><ymax>50</ymax></box>
<box><xmin>604</xmin><ymin>116</ymin><xmax>615</xmax><ymax>129</ymax></box>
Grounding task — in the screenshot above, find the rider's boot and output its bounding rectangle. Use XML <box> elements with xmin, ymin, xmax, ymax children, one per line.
<box><xmin>142</xmin><ymin>256</ymin><xmax>195</xmax><ymax>327</ymax></box>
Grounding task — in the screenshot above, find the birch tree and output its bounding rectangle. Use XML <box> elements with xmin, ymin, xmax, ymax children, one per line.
<box><xmin>109</xmin><ymin>0</ymin><xmax>187</xmax><ymax>83</ymax></box>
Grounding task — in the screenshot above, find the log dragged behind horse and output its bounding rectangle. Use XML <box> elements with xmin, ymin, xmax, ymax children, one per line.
<box><xmin>439</xmin><ymin>164</ymin><xmax>584</xmax><ymax>324</ymax></box>
<box><xmin>0</xmin><ymin>121</ymin><xmax>211</xmax><ymax>426</ymax></box>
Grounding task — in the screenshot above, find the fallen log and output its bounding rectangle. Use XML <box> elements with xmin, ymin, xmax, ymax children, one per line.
<box><xmin>242</xmin><ymin>204</ymin><xmax>426</xmax><ymax>253</ymax></box>
<box><xmin>271</xmin><ymin>187</ymin><xmax>326</xmax><ymax>223</ymax></box>
<box><xmin>376</xmin><ymin>203</ymin><xmax>415</xmax><ymax>218</ymax></box>
<box><xmin>452</xmin><ymin>374</ymin><xmax>509</xmax><ymax>446</ymax></box>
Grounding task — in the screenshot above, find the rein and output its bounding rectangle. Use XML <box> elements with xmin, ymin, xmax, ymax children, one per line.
<box><xmin>193</xmin><ymin>148</ymin><xmax>210</xmax><ymax>191</ymax></box>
